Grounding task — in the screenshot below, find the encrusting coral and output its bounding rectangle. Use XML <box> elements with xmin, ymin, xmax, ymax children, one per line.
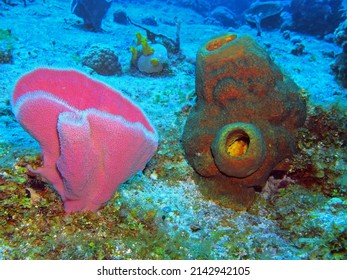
<box><xmin>182</xmin><ymin>33</ymin><xmax>307</xmax><ymax>210</ymax></box>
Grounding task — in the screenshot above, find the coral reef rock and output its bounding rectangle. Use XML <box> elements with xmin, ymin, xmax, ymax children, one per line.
<box><xmin>210</xmin><ymin>6</ymin><xmax>238</xmax><ymax>28</ymax></box>
<box><xmin>331</xmin><ymin>42</ymin><xmax>347</xmax><ymax>87</ymax></box>
<box><xmin>289</xmin><ymin>0</ymin><xmax>343</xmax><ymax>37</ymax></box>
<box><xmin>182</xmin><ymin>33</ymin><xmax>307</xmax><ymax>210</ymax></box>
<box><xmin>82</xmin><ymin>45</ymin><xmax>122</xmax><ymax>76</ymax></box>
<box><xmin>71</xmin><ymin>0</ymin><xmax>112</xmax><ymax>31</ymax></box>
<box><xmin>334</xmin><ymin>18</ymin><xmax>347</xmax><ymax>46</ymax></box>
<box><xmin>113</xmin><ymin>9</ymin><xmax>129</xmax><ymax>25</ymax></box>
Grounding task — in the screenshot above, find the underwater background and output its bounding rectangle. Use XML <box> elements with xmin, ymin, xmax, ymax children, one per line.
<box><xmin>0</xmin><ymin>0</ymin><xmax>347</xmax><ymax>260</ymax></box>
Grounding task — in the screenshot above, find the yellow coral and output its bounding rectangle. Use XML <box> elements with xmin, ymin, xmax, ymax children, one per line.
<box><xmin>150</xmin><ymin>58</ymin><xmax>160</xmax><ymax>66</ymax></box>
<box><xmin>135</xmin><ymin>32</ymin><xmax>142</xmax><ymax>46</ymax></box>
<box><xmin>135</xmin><ymin>32</ymin><xmax>154</xmax><ymax>56</ymax></box>
<box><xmin>130</xmin><ymin>46</ymin><xmax>138</xmax><ymax>64</ymax></box>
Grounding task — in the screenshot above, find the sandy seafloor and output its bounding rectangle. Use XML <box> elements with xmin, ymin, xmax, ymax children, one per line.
<box><xmin>0</xmin><ymin>0</ymin><xmax>347</xmax><ymax>260</ymax></box>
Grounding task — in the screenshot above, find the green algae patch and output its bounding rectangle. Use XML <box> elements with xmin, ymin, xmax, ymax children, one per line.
<box><xmin>0</xmin><ymin>155</ymin><xmax>166</xmax><ymax>259</ymax></box>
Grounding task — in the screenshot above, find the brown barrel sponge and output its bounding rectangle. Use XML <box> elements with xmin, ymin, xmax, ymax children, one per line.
<box><xmin>182</xmin><ymin>33</ymin><xmax>307</xmax><ymax>210</ymax></box>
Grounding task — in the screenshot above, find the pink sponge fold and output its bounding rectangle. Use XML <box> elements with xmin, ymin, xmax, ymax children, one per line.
<box><xmin>12</xmin><ymin>68</ymin><xmax>158</xmax><ymax>213</ymax></box>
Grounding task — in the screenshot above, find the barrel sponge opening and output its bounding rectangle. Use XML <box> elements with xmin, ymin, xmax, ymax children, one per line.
<box><xmin>211</xmin><ymin>122</ymin><xmax>266</xmax><ymax>178</ymax></box>
<box><xmin>206</xmin><ymin>34</ymin><xmax>237</xmax><ymax>51</ymax></box>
